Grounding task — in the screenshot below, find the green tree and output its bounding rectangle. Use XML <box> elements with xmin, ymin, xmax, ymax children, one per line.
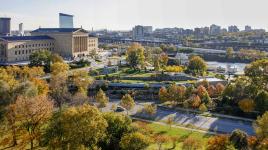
<box><xmin>101</xmin><ymin>113</ymin><xmax>132</xmax><ymax>150</ymax></box>
<box><xmin>126</xmin><ymin>43</ymin><xmax>145</xmax><ymax>70</ymax></box>
<box><xmin>120</xmin><ymin>94</ymin><xmax>135</xmax><ymax>115</ymax></box>
<box><xmin>187</xmin><ymin>56</ymin><xmax>207</xmax><ymax>76</ymax></box>
<box><xmin>229</xmin><ymin>129</ymin><xmax>249</xmax><ymax>150</ymax></box>
<box><xmin>70</xmin><ymin>70</ymin><xmax>93</xmax><ymax>94</ymax></box>
<box><xmin>43</xmin><ymin>104</ymin><xmax>108</xmax><ymax>149</ymax></box>
<box><xmin>255</xmin><ymin>90</ymin><xmax>268</xmax><ymax>114</ymax></box>
<box><xmin>29</xmin><ymin>50</ymin><xmax>52</xmax><ymax>72</ymax></box>
<box><xmin>96</xmin><ymin>89</ymin><xmax>109</xmax><ymax>108</ymax></box>
<box><xmin>120</xmin><ymin>132</ymin><xmax>151</xmax><ymax>150</ymax></box>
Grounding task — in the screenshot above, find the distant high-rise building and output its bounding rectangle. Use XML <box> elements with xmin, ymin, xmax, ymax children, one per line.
<box><xmin>245</xmin><ymin>25</ymin><xmax>252</xmax><ymax>32</ymax></box>
<box><xmin>0</xmin><ymin>17</ymin><xmax>11</xmax><ymax>36</ymax></box>
<box><xmin>132</xmin><ymin>25</ymin><xmax>144</xmax><ymax>39</ymax></box>
<box><xmin>143</xmin><ymin>26</ymin><xmax>153</xmax><ymax>34</ymax></box>
<box><xmin>19</xmin><ymin>23</ymin><xmax>24</xmax><ymax>36</ymax></box>
<box><xmin>59</xmin><ymin>13</ymin><xmax>74</xmax><ymax>28</ymax></box>
<box><xmin>210</xmin><ymin>24</ymin><xmax>221</xmax><ymax>35</ymax></box>
<box><xmin>228</xmin><ymin>25</ymin><xmax>239</xmax><ymax>33</ymax></box>
<box><xmin>132</xmin><ymin>25</ymin><xmax>153</xmax><ymax>39</ymax></box>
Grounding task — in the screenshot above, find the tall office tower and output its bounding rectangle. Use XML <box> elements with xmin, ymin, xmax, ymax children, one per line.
<box><xmin>132</xmin><ymin>25</ymin><xmax>144</xmax><ymax>39</ymax></box>
<box><xmin>19</xmin><ymin>23</ymin><xmax>24</xmax><ymax>36</ymax></box>
<box><xmin>209</xmin><ymin>24</ymin><xmax>221</xmax><ymax>35</ymax></box>
<box><xmin>228</xmin><ymin>25</ymin><xmax>239</xmax><ymax>33</ymax></box>
<box><xmin>143</xmin><ymin>26</ymin><xmax>153</xmax><ymax>34</ymax></box>
<box><xmin>0</xmin><ymin>17</ymin><xmax>11</xmax><ymax>36</ymax></box>
<box><xmin>59</xmin><ymin>13</ymin><xmax>74</xmax><ymax>28</ymax></box>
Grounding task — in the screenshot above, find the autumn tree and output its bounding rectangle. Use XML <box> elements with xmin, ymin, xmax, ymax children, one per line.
<box><xmin>182</xmin><ymin>137</ymin><xmax>202</xmax><ymax>150</ymax></box>
<box><xmin>254</xmin><ymin>111</ymin><xmax>268</xmax><ymax>140</ymax></box>
<box><xmin>208</xmin><ymin>85</ymin><xmax>216</xmax><ymax>97</ymax></box>
<box><xmin>159</xmin><ymin>87</ymin><xmax>168</xmax><ymax>102</ymax></box>
<box><xmin>191</xmin><ymin>95</ymin><xmax>201</xmax><ymax>108</ymax></box>
<box><xmin>14</xmin><ymin>95</ymin><xmax>53</xmax><ymax>149</ymax></box>
<box><xmin>96</xmin><ymin>89</ymin><xmax>109</xmax><ymax>108</ymax></box>
<box><xmin>126</xmin><ymin>43</ymin><xmax>145</xmax><ymax>69</ymax></box>
<box><xmin>154</xmin><ymin>135</ymin><xmax>170</xmax><ymax>150</ymax></box>
<box><xmin>120</xmin><ymin>132</ymin><xmax>151</xmax><ymax>150</ymax></box>
<box><xmin>187</xmin><ymin>56</ymin><xmax>207</xmax><ymax>76</ymax></box>
<box><xmin>207</xmin><ymin>135</ymin><xmax>231</xmax><ymax>150</ymax></box>
<box><xmin>166</xmin><ymin>116</ymin><xmax>174</xmax><ymax>129</ymax></box>
<box><xmin>226</xmin><ymin>47</ymin><xmax>234</xmax><ymax>59</ymax></box>
<box><xmin>49</xmin><ymin>62</ymin><xmax>70</xmax><ymax>108</ymax></box>
<box><xmin>244</xmin><ymin>59</ymin><xmax>268</xmax><ymax>89</ymax></box>
<box><xmin>154</xmin><ymin>57</ymin><xmax>161</xmax><ymax>71</ymax></box>
<box><xmin>143</xmin><ymin>104</ymin><xmax>157</xmax><ymax>117</ymax></box>
<box><xmin>120</xmin><ymin>94</ymin><xmax>135</xmax><ymax>115</ymax></box>
<box><xmin>43</xmin><ymin>104</ymin><xmax>107</xmax><ymax>149</ymax></box>
<box><xmin>70</xmin><ymin>70</ymin><xmax>93</xmax><ymax>94</ymax></box>
<box><xmin>215</xmin><ymin>83</ymin><xmax>225</xmax><ymax>95</ymax></box>
<box><xmin>159</xmin><ymin>52</ymin><xmax>169</xmax><ymax>68</ymax></box>
<box><xmin>238</xmin><ymin>99</ymin><xmax>255</xmax><ymax>112</ymax></box>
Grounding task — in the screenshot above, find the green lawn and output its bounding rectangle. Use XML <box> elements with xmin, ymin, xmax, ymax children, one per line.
<box><xmin>132</xmin><ymin>121</ymin><xmax>212</xmax><ymax>150</ymax></box>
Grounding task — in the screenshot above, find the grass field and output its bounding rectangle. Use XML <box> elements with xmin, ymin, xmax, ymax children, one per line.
<box><xmin>132</xmin><ymin>121</ymin><xmax>212</xmax><ymax>150</ymax></box>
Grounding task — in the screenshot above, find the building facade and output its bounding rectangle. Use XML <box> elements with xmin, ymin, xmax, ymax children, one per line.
<box><xmin>59</xmin><ymin>13</ymin><xmax>74</xmax><ymax>28</ymax></box>
<box><xmin>0</xmin><ymin>28</ymin><xmax>98</xmax><ymax>64</ymax></box>
<box><xmin>0</xmin><ymin>36</ymin><xmax>54</xmax><ymax>63</ymax></box>
<box><xmin>0</xmin><ymin>18</ymin><xmax>11</xmax><ymax>36</ymax></box>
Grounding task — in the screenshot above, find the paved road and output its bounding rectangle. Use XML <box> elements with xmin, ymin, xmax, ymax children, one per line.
<box><xmin>100</xmin><ymin>100</ymin><xmax>255</xmax><ymax>135</ymax></box>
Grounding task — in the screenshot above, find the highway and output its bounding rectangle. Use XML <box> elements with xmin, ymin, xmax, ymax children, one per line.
<box><xmin>101</xmin><ymin>99</ymin><xmax>255</xmax><ymax>135</ymax></box>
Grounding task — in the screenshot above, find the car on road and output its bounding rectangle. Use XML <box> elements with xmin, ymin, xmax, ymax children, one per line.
<box><xmin>115</xmin><ymin>106</ymin><xmax>126</xmax><ymax>112</ymax></box>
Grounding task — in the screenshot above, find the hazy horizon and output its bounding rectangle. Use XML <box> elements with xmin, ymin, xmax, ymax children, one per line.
<box><xmin>1</xmin><ymin>0</ymin><xmax>268</xmax><ymax>31</ymax></box>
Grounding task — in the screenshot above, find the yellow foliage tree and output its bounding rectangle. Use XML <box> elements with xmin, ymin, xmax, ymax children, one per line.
<box><xmin>238</xmin><ymin>99</ymin><xmax>255</xmax><ymax>112</ymax></box>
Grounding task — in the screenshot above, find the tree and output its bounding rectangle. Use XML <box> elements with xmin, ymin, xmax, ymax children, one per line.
<box><xmin>159</xmin><ymin>87</ymin><xmax>168</xmax><ymax>102</ymax></box>
<box><xmin>182</xmin><ymin>137</ymin><xmax>202</xmax><ymax>150</ymax></box>
<box><xmin>197</xmin><ymin>85</ymin><xmax>207</xmax><ymax>98</ymax></box>
<box><xmin>215</xmin><ymin>83</ymin><xmax>225</xmax><ymax>95</ymax></box>
<box><xmin>126</xmin><ymin>43</ymin><xmax>145</xmax><ymax>69</ymax></box>
<box><xmin>51</xmin><ymin>53</ymin><xmax>64</xmax><ymax>63</ymax></box>
<box><xmin>43</xmin><ymin>104</ymin><xmax>107</xmax><ymax>149</ymax></box>
<box><xmin>226</xmin><ymin>47</ymin><xmax>234</xmax><ymax>59</ymax></box>
<box><xmin>154</xmin><ymin>135</ymin><xmax>170</xmax><ymax>150</ymax></box>
<box><xmin>154</xmin><ymin>57</ymin><xmax>161</xmax><ymax>71</ymax></box>
<box><xmin>120</xmin><ymin>94</ymin><xmax>135</xmax><ymax>115</ymax></box>
<box><xmin>254</xmin><ymin>111</ymin><xmax>268</xmax><ymax>140</ymax></box>
<box><xmin>238</xmin><ymin>99</ymin><xmax>255</xmax><ymax>112</ymax></box>
<box><xmin>255</xmin><ymin>90</ymin><xmax>268</xmax><ymax>114</ymax></box>
<box><xmin>166</xmin><ymin>116</ymin><xmax>174</xmax><ymax>129</ymax></box>
<box><xmin>229</xmin><ymin>129</ymin><xmax>249</xmax><ymax>150</ymax></box>
<box><xmin>29</xmin><ymin>50</ymin><xmax>52</xmax><ymax>72</ymax></box>
<box><xmin>96</xmin><ymin>89</ymin><xmax>109</xmax><ymax>108</ymax></box>
<box><xmin>70</xmin><ymin>70</ymin><xmax>93</xmax><ymax>94</ymax></box>
<box><xmin>207</xmin><ymin>135</ymin><xmax>231</xmax><ymax>150</ymax></box>
<box><xmin>120</xmin><ymin>132</ymin><xmax>151</xmax><ymax>150</ymax></box>
<box><xmin>187</xmin><ymin>56</ymin><xmax>207</xmax><ymax>76</ymax></box>
<box><xmin>208</xmin><ymin>85</ymin><xmax>216</xmax><ymax>97</ymax></box>
<box><xmin>101</xmin><ymin>113</ymin><xmax>132</xmax><ymax>150</ymax></box>
<box><xmin>191</xmin><ymin>95</ymin><xmax>201</xmax><ymax>108</ymax></box>
<box><xmin>143</xmin><ymin>104</ymin><xmax>157</xmax><ymax>117</ymax></box>
<box><xmin>50</xmin><ymin>62</ymin><xmax>70</xmax><ymax>108</ymax></box>
<box><xmin>159</xmin><ymin>53</ymin><xmax>169</xmax><ymax>68</ymax></box>
<box><xmin>14</xmin><ymin>95</ymin><xmax>53</xmax><ymax>149</ymax></box>
<box><xmin>244</xmin><ymin>59</ymin><xmax>268</xmax><ymax>89</ymax></box>
<box><xmin>199</xmin><ymin>103</ymin><xmax>207</xmax><ymax>112</ymax></box>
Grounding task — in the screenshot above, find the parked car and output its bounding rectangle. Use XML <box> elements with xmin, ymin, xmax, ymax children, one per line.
<box><xmin>115</xmin><ymin>106</ymin><xmax>126</xmax><ymax>112</ymax></box>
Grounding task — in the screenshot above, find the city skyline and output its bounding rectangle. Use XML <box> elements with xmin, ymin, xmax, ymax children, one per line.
<box><xmin>1</xmin><ymin>0</ymin><xmax>268</xmax><ymax>31</ymax></box>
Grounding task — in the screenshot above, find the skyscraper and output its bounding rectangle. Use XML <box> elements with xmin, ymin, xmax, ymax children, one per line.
<box><xmin>59</xmin><ymin>13</ymin><xmax>74</xmax><ymax>28</ymax></box>
<box><xmin>19</xmin><ymin>23</ymin><xmax>24</xmax><ymax>36</ymax></box>
<box><xmin>0</xmin><ymin>17</ymin><xmax>11</xmax><ymax>36</ymax></box>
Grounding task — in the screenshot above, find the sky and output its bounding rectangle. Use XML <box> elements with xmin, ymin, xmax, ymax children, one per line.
<box><xmin>0</xmin><ymin>0</ymin><xmax>268</xmax><ymax>31</ymax></box>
